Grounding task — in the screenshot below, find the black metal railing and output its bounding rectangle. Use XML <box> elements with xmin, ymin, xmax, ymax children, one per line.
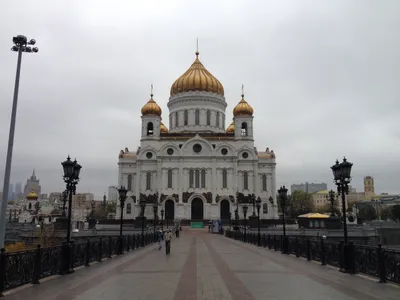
<box><xmin>0</xmin><ymin>233</ymin><xmax>155</xmax><ymax>294</ymax></box>
<box><xmin>224</xmin><ymin>230</ymin><xmax>400</xmax><ymax>285</ymax></box>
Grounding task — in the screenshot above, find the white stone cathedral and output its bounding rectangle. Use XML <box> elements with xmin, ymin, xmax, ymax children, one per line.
<box><xmin>117</xmin><ymin>51</ymin><xmax>278</xmax><ymax>221</ymax></box>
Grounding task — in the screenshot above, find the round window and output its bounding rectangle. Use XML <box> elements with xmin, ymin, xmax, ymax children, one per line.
<box><xmin>221</xmin><ymin>148</ymin><xmax>228</xmax><ymax>155</ymax></box>
<box><xmin>242</xmin><ymin>152</ymin><xmax>249</xmax><ymax>159</ymax></box>
<box><xmin>167</xmin><ymin>148</ymin><xmax>174</xmax><ymax>155</ymax></box>
<box><xmin>193</xmin><ymin>144</ymin><xmax>202</xmax><ymax>153</ymax></box>
<box><xmin>146</xmin><ymin>152</ymin><xmax>153</xmax><ymax>159</ymax></box>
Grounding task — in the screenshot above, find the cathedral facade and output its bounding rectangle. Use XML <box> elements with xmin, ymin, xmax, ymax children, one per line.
<box><xmin>117</xmin><ymin>51</ymin><xmax>278</xmax><ymax>221</ymax></box>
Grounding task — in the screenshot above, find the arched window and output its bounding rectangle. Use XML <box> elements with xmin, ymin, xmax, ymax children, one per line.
<box><xmin>146</xmin><ymin>172</ymin><xmax>151</xmax><ymax>190</ymax></box>
<box><xmin>222</xmin><ymin>169</ymin><xmax>227</xmax><ymax>189</ymax></box>
<box><xmin>241</xmin><ymin>122</ymin><xmax>247</xmax><ymax>136</ymax></box>
<box><xmin>28</xmin><ymin>203</ymin><xmax>32</xmax><ymax>210</ymax></box>
<box><xmin>126</xmin><ymin>203</ymin><xmax>132</xmax><ymax>214</ymax></box>
<box><xmin>195</xmin><ymin>169</ymin><xmax>200</xmax><ymax>188</ymax></box>
<box><xmin>147</xmin><ymin>122</ymin><xmax>154</xmax><ymax>136</ymax></box>
<box><xmin>127</xmin><ymin>174</ymin><xmax>132</xmax><ymax>191</ymax></box>
<box><xmin>175</xmin><ymin>111</ymin><xmax>178</xmax><ymax>127</ymax></box>
<box><xmin>216</xmin><ymin>112</ymin><xmax>220</xmax><ymax>128</ymax></box>
<box><xmin>262</xmin><ymin>174</ymin><xmax>267</xmax><ymax>191</ymax></box>
<box><xmin>189</xmin><ymin>170</ymin><xmax>194</xmax><ymax>188</ymax></box>
<box><xmin>184</xmin><ymin>110</ymin><xmax>188</xmax><ymax>125</ymax></box>
<box><xmin>167</xmin><ymin>169</ymin><xmax>173</xmax><ymax>188</ymax></box>
<box><xmin>243</xmin><ymin>172</ymin><xmax>248</xmax><ymax>190</ymax></box>
<box><xmin>206</xmin><ymin>110</ymin><xmax>211</xmax><ymax>125</ymax></box>
<box><xmin>201</xmin><ymin>169</ymin><xmax>206</xmax><ymax>188</ymax></box>
<box><xmin>195</xmin><ymin>109</ymin><xmax>200</xmax><ymax>125</ymax></box>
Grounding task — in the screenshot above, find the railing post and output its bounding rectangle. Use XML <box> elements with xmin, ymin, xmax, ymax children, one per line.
<box><xmin>320</xmin><ymin>238</ymin><xmax>326</xmax><ymax>266</ymax></box>
<box><xmin>306</xmin><ymin>239</ymin><xmax>311</xmax><ymax>261</ymax></box>
<box><xmin>85</xmin><ymin>239</ymin><xmax>90</xmax><ymax>267</ymax></box>
<box><xmin>295</xmin><ymin>237</ymin><xmax>299</xmax><ymax>257</ymax></box>
<box><xmin>98</xmin><ymin>238</ymin><xmax>103</xmax><ymax>262</ymax></box>
<box><xmin>60</xmin><ymin>241</ymin><xmax>71</xmax><ymax>275</ymax></box>
<box><xmin>378</xmin><ymin>244</ymin><xmax>387</xmax><ymax>283</ymax></box>
<box><xmin>339</xmin><ymin>241</ymin><xmax>344</xmax><ymax>271</ymax></box>
<box><xmin>32</xmin><ymin>244</ymin><xmax>41</xmax><ymax>284</ymax></box>
<box><xmin>0</xmin><ymin>248</ymin><xmax>5</xmax><ymax>296</ymax></box>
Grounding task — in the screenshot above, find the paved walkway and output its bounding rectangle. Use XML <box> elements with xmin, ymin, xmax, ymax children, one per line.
<box><xmin>4</xmin><ymin>229</ymin><xmax>399</xmax><ymax>300</ymax></box>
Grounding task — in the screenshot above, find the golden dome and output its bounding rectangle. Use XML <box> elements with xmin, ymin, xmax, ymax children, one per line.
<box><xmin>233</xmin><ymin>94</ymin><xmax>254</xmax><ymax>117</ymax></box>
<box><xmin>170</xmin><ymin>52</ymin><xmax>224</xmax><ymax>96</ymax></box>
<box><xmin>226</xmin><ymin>121</ymin><xmax>235</xmax><ymax>133</ymax></box>
<box><xmin>160</xmin><ymin>121</ymin><xmax>169</xmax><ymax>133</ymax></box>
<box><xmin>141</xmin><ymin>95</ymin><xmax>162</xmax><ymax>116</ymax></box>
<box><xmin>26</xmin><ymin>189</ymin><xmax>38</xmax><ymax>200</ymax></box>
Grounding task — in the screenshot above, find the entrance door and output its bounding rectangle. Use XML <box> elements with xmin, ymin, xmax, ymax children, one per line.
<box><xmin>220</xmin><ymin>199</ymin><xmax>230</xmax><ymax>220</ymax></box>
<box><xmin>191</xmin><ymin>198</ymin><xmax>204</xmax><ymax>220</ymax></box>
<box><xmin>165</xmin><ymin>200</ymin><xmax>175</xmax><ymax>221</ymax></box>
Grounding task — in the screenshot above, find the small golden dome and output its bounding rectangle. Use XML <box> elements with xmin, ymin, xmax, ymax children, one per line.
<box><xmin>170</xmin><ymin>52</ymin><xmax>224</xmax><ymax>96</ymax></box>
<box><xmin>160</xmin><ymin>121</ymin><xmax>169</xmax><ymax>133</ymax></box>
<box><xmin>233</xmin><ymin>94</ymin><xmax>254</xmax><ymax>117</ymax></box>
<box><xmin>226</xmin><ymin>121</ymin><xmax>235</xmax><ymax>133</ymax></box>
<box><xmin>26</xmin><ymin>189</ymin><xmax>38</xmax><ymax>200</ymax></box>
<box><xmin>141</xmin><ymin>95</ymin><xmax>162</xmax><ymax>116</ymax></box>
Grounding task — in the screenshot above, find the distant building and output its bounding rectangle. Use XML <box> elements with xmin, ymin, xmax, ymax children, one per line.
<box><xmin>108</xmin><ymin>186</ymin><xmax>118</xmax><ymax>202</ymax></box>
<box><xmin>15</xmin><ymin>182</ymin><xmax>22</xmax><ymax>195</ymax></box>
<box><xmin>364</xmin><ymin>176</ymin><xmax>375</xmax><ymax>201</ymax></box>
<box><xmin>291</xmin><ymin>182</ymin><xmax>327</xmax><ymax>194</ymax></box>
<box><xmin>23</xmin><ymin>169</ymin><xmax>41</xmax><ymax>197</ymax></box>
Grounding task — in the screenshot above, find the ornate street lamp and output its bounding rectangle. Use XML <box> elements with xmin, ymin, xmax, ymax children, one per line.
<box><xmin>256</xmin><ymin>197</ymin><xmax>261</xmax><ymax>246</ymax></box>
<box><xmin>140</xmin><ymin>198</ymin><xmax>146</xmax><ymax>247</ymax></box>
<box><xmin>331</xmin><ymin>157</ymin><xmax>353</xmax><ymax>272</ymax></box>
<box><xmin>118</xmin><ymin>186</ymin><xmax>127</xmax><ymax>254</ymax></box>
<box><xmin>61</xmin><ymin>156</ymin><xmax>81</xmax><ymax>274</ymax></box>
<box><xmin>0</xmin><ymin>36</ymin><xmax>39</xmax><ymax>248</ymax></box>
<box><xmin>242</xmin><ymin>205</ymin><xmax>248</xmax><ymax>242</ymax></box>
<box><xmin>153</xmin><ymin>201</ymin><xmax>158</xmax><ymax>240</ymax></box>
<box><xmin>161</xmin><ymin>208</ymin><xmax>164</xmax><ymax>231</ymax></box>
<box><xmin>278</xmin><ymin>186</ymin><xmax>289</xmax><ymax>254</ymax></box>
<box><xmin>250</xmin><ymin>194</ymin><xmax>256</xmax><ymax>216</ymax></box>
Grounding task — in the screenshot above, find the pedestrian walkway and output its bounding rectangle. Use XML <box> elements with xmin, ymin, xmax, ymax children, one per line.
<box><xmin>4</xmin><ymin>229</ymin><xmax>399</xmax><ymax>300</ymax></box>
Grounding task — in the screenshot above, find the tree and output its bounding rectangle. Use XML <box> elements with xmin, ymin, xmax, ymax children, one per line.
<box><xmin>289</xmin><ymin>191</ymin><xmax>314</xmax><ymax>217</ymax></box>
<box><xmin>347</xmin><ymin>201</ymin><xmax>356</xmax><ymax>212</ymax></box>
<box><xmin>391</xmin><ymin>205</ymin><xmax>400</xmax><ymax>222</ymax></box>
<box><xmin>357</xmin><ymin>205</ymin><xmax>377</xmax><ymax>222</ymax></box>
<box><xmin>318</xmin><ymin>203</ymin><xmax>341</xmax><ymax>216</ymax></box>
<box><xmin>380</xmin><ymin>207</ymin><xmax>392</xmax><ymax>221</ymax></box>
<box><xmin>106</xmin><ymin>202</ymin><xmax>116</xmax><ymax>214</ymax></box>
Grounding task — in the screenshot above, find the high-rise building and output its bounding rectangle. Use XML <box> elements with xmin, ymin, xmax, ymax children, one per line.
<box><xmin>8</xmin><ymin>184</ymin><xmax>14</xmax><ymax>201</ymax></box>
<box><xmin>23</xmin><ymin>169</ymin><xmax>41</xmax><ymax>197</ymax></box>
<box><xmin>291</xmin><ymin>182</ymin><xmax>327</xmax><ymax>194</ymax></box>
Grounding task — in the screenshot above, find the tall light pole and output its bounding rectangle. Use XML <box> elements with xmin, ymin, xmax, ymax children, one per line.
<box><xmin>278</xmin><ymin>186</ymin><xmax>289</xmax><ymax>254</ymax></box>
<box><xmin>331</xmin><ymin>157</ymin><xmax>353</xmax><ymax>272</ymax></box>
<box><xmin>0</xmin><ymin>35</ymin><xmax>39</xmax><ymax>248</ymax></box>
<box><xmin>118</xmin><ymin>186</ymin><xmax>127</xmax><ymax>254</ymax></box>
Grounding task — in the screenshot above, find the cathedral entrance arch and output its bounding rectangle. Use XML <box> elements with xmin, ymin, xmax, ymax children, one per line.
<box><xmin>165</xmin><ymin>199</ymin><xmax>175</xmax><ymax>221</ymax></box>
<box><xmin>191</xmin><ymin>198</ymin><xmax>204</xmax><ymax>220</ymax></box>
<box><xmin>220</xmin><ymin>199</ymin><xmax>230</xmax><ymax>220</ymax></box>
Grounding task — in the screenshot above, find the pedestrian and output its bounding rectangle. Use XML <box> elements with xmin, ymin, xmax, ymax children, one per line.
<box><xmin>175</xmin><ymin>226</ymin><xmax>179</xmax><ymax>238</ymax></box>
<box><xmin>157</xmin><ymin>228</ymin><xmax>163</xmax><ymax>250</ymax></box>
<box><xmin>164</xmin><ymin>229</ymin><xmax>172</xmax><ymax>255</ymax></box>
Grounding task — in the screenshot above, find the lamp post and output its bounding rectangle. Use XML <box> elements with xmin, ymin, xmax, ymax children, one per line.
<box><xmin>153</xmin><ymin>201</ymin><xmax>158</xmax><ymax>240</ymax></box>
<box><xmin>118</xmin><ymin>186</ymin><xmax>127</xmax><ymax>254</ymax></box>
<box><xmin>331</xmin><ymin>157</ymin><xmax>353</xmax><ymax>272</ymax></box>
<box><xmin>0</xmin><ymin>35</ymin><xmax>39</xmax><ymax>248</ymax></box>
<box><xmin>140</xmin><ymin>198</ymin><xmax>146</xmax><ymax>247</ymax></box>
<box><xmin>228</xmin><ymin>212</ymin><xmax>232</xmax><ymax>231</ymax></box>
<box><xmin>61</xmin><ymin>156</ymin><xmax>81</xmax><ymax>274</ymax></box>
<box><xmin>250</xmin><ymin>194</ymin><xmax>256</xmax><ymax>216</ymax></box>
<box><xmin>242</xmin><ymin>205</ymin><xmax>248</xmax><ymax>242</ymax></box>
<box><xmin>278</xmin><ymin>186</ymin><xmax>289</xmax><ymax>254</ymax></box>
<box><xmin>256</xmin><ymin>197</ymin><xmax>261</xmax><ymax>246</ymax></box>
<box><xmin>161</xmin><ymin>209</ymin><xmax>164</xmax><ymax>232</ymax></box>
<box><xmin>327</xmin><ymin>190</ymin><xmax>336</xmax><ymax>217</ymax></box>
<box><xmin>103</xmin><ymin>194</ymin><xmax>107</xmax><ymax>210</ymax></box>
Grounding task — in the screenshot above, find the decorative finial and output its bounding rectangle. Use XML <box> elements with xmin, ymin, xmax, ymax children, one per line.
<box><xmin>241</xmin><ymin>84</ymin><xmax>244</xmax><ymax>98</ymax></box>
<box><xmin>150</xmin><ymin>84</ymin><xmax>153</xmax><ymax>98</ymax></box>
<box><xmin>196</xmin><ymin>38</ymin><xmax>199</xmax><ymax>57</ymax></box>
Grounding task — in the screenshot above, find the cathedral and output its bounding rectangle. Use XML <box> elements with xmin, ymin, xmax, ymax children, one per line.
<box><xmin>117</xmin><ymin>50</ymin><xmax>278</xmax><ymax>221</ymax></box>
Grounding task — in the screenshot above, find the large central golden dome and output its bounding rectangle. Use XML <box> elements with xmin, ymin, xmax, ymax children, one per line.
<box><xmin>170</xmin><ymin>52</ymin><xmax>224</xmax><ymax>96</ymax></box>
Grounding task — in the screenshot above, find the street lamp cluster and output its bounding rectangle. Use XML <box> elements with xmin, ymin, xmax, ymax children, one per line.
<box><xmin>117</xmin><ymin>186</ymin><xmax>127</xmax><ymax>254</ymax></box>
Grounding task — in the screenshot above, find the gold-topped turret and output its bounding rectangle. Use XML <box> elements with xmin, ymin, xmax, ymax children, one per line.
<box><xmin>170</xmin><ymin>51</ymin><xmax>224</xmax><ymax>96</ymax></box>
<box><xmin>160</xmin><ymin>121</ymin><xmax>169</xmax><ymax>133</ymax></box>
<box><xmin>141</xmin><ymin>87</ymin><xmax>162</xmax><ymax>116</ymax></box>
<box><xmin>233</xmin><ymin>85</ymin><xmax>253</xmax><ymax>116</ymax></box>
<box><xmin>226</xmin><ymin>121</ymin><xmax>235</xmax><ymax>133</ymax></box>
<box><xmin>26</xmin><ymin>189</ymin><xmax>38</xmax><ymax>200</ymax></box>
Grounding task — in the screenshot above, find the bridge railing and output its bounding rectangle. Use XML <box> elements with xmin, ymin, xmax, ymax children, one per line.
<box><xmin>0</xmin><ymin>232</ymin><xmax>156</xmax><ymax>294</ymax></box>
<box><xmin>224</xmin><ymin>230</ymin><xmax>400</xmax><ymax>285</ymax></box>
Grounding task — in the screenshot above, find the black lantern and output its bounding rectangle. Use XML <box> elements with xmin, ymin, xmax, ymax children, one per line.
<box><xmin>62</xmin><ymin>156</ymin><xmax>75</xmax><ymax>181</ymax></box>
<box><xmin>73</xmin><ymin>159</ymin><xmax>82</xmax><ymax>180</ymax></box>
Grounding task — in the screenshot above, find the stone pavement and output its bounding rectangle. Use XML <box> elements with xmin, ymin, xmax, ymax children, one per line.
<box><xmin>4</xmin><ymin>229</ymin><xmax>399</xmax><ymax>300</ymax></box>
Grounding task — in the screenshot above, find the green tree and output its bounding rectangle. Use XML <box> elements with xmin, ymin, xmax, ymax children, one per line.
<box><xmin>289</xmin><ymin>190</ymin><xmax>314</xmax><ymax>217</ymax></box>
<box><xmin>318</xmin><ymin>203</ymin><xmax>341</xmax><ymax>216</ymax></box>
<box><xmin>391</xmin><ymin>205</ymin><xmax>400</xmax><ymax>222</ymax></box>
<box><xmin>357</xmin><ymin>205</ymin><xmax>377</xmax><ymax>222</ymax></box>
<box><xmin>380</xmin><ymin>206</ymin><xmax>391</xmax><ymax>221</ymax></box>
<box><xmin>347</xmin><ymin>201</ymin><xmax>356</xmax><ymax>212</ymax></box>
<box><xmin>106</xmin><ymin>202</ymin><xmax>116</xmax><ymax>214</ymax></box>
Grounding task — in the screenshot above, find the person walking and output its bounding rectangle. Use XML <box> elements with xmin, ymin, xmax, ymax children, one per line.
<box><xmin>157</xmin><ymin>228</ymin><xmax>163</xmax><ymax>250</ymax></box>
<box><xmin>164</xmin><ymin>229</ymin><xmax>172</xmax><ymax>255</ymax></box>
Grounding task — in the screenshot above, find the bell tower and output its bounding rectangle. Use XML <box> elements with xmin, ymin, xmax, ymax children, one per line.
<box><xmin>141</xmin><ymin>86</ymin><xmax>162</xmax><ymax>140</ymax></box>
<box><xmin>233</xmin><ymin>86</ymin><xmax>254</xmax><ymax>139</ymax></box>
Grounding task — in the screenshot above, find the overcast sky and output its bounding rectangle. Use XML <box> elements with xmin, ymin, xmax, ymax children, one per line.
<box><xmin>0</xmin><ymin>0</ymin><xmax>399</xmax><ymax>198</ymax></box>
